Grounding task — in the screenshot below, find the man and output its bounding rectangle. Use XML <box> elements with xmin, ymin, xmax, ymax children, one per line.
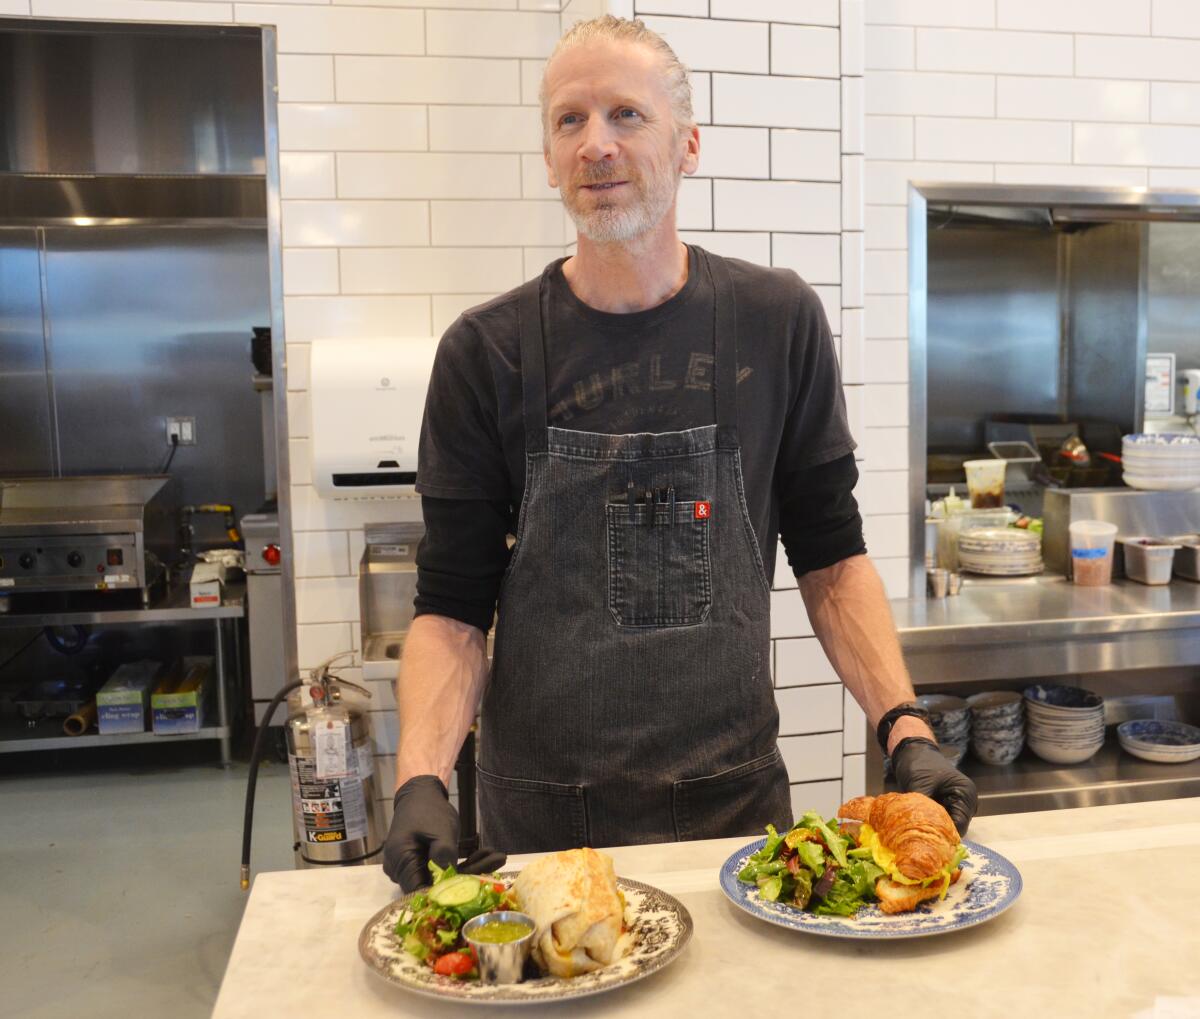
<box><xmin>383</xmin><ymin>16</ymin><xmax>976</xmax><ymax>892</ymax></box>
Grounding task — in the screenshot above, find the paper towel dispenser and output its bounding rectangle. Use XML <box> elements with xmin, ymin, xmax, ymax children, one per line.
<box><xmin>309</xmin><ymin>337</ymin><xmax>438</xmax><ymax>499</ymax></box>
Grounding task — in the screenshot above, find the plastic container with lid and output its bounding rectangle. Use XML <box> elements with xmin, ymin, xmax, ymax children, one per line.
<box><xmin>1069</xmin><ymin>520</ymin><xmax>1117</xmax><ymax>586</ymax></box>
<box><xmin>1119</xmin><ymin>537</ymin><xmax>1180</xmax><ymax>585</ymax></box>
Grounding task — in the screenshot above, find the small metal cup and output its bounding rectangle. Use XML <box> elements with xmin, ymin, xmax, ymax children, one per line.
<box><xmin>927</xmin><ymin>567</ymin><xmax>949</xmax><ymax>598</ymax></box>
<box><xmin>947</xmin><ymin>571</ymin><xmax>963</xmax><ymax>596</ymax></box>
<box><xmin>462</xmin><ymin>910</ymin><xmax>536</xmax><ymax>985</ymax></box>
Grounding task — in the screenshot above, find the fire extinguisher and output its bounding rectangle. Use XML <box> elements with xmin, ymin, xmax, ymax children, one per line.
<box><xmin>241</xmin><ymin>652</ymin><xmax>385</xmax><ymax>888</ymax></box>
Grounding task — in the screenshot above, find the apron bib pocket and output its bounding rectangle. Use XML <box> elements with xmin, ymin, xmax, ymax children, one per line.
<box><xmin>606</xmin><ymin>501</ymin><xmax>712</xmax><ymax>627</ymax></box>
<box><xmin>477</xmin><ymin>767</ymin><xmax>589</xmax><ymax>853</ymax></box>
<box><xmin>671</xmin><ymin>748</ymin><xmax>792</xmax><ymax>841</ymax></box>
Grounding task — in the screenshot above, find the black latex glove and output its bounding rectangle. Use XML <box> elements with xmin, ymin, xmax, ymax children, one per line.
<box><xmin>382</xmin><ymin>775</ymin><xmax>507</xmax><ymax>892</ymax></box>
<box><xmin>891</xmin><ymin>737</ymin><xmax>978</xmax><ymax>836</ymax></box>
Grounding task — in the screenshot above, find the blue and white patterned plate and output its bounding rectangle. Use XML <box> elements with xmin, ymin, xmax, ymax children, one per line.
<box><xmin>719</xmin><ymin>837</ymin><xmax>1021</xmax><ymax>940</ymax></box>
<box><xmin>1117</xmin><ymin>719</ymin><xmax>1200</xmax><ymax>748</ymax></box>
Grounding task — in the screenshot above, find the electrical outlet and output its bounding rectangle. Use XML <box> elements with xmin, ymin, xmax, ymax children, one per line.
<box><xmin>166</xmin><ymin>416</ymin><xmax>196</xmax><ymax>446</ymax></box>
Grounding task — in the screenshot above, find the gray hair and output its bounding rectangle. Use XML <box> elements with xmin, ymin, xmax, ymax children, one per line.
<box><xmin>539</xmin><ymin>15</ymin><xmax>695</xmax><ymax>145</ymax></box>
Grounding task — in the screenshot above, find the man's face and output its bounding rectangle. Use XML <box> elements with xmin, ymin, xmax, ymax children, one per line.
<box><xmin>543</xmin><ymin>39</ymin><xmax>699</xmax><ymax>244</ymax></box>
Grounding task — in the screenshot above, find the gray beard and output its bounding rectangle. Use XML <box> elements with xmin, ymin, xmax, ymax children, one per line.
<box><xmin>565</xmin><ymin>169</ymin><xmax>681</xmax><ymax>244</ymax></box>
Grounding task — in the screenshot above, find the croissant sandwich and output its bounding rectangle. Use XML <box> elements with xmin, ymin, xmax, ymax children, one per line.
<box><xmin>513</xmin><ymin>847</ymin><xmax>629</xmax><ymax>978</ymax></box>
<box><xmin>837</xmin><ymin>793</ymin><xmax>968</xmax><ymax>914</ymax></box>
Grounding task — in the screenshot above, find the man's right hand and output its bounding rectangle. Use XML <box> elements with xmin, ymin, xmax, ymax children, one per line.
<box><xmin>383</xmin><ymin>775</ymin><xmax>509</xmax><ymax>891</ymax></box>
<box><xmin>383</xmin><ymin>775</ymin><xmax>461</xmax><ymax>891</ymax></box>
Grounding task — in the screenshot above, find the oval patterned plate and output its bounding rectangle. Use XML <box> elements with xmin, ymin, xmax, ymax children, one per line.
<box><xmin>719</xmin><ymin>837</ymin><xmax>1021</xmax><ymax>939</ymax></box>
<box><xmin>359</xmin><ymin>874</ymin><xmax>692</xmax><ymax>1005</ymax></box>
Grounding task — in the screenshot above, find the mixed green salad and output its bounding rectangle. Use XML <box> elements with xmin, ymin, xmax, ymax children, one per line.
<box><xmin>737</xmin><ymin>811</ymin><xmax>885</xmax><ymax>917</ymax></box>
<box><xmin>394</xmin><ymin>862</ymin><xmax>517</xmax><ymax>979</ymax></box>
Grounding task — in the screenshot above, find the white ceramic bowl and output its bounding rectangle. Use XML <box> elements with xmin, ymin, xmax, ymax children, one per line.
<box><xmin>1123</xmin><ymin>473</ymin><xmax>1200</xmax><ymax>492</ymax></box>
<box><xmin>1027</xmin><ymin>739</ymin><xmax>1104</xmax><ymax>765</ymax></box>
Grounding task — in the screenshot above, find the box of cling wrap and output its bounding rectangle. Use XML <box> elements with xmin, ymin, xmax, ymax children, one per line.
<box><xmin>96</xmin><ymin>661</ymin><xmax>161</xmax><ymax>734</ymax></box>
<box><xmin>152</xmin><ymin>658</ymin><xmax>211</xmax><ymax>734</ymax></box>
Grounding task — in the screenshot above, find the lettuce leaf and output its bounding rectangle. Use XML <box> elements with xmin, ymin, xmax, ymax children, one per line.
<box><xmin>799</xmin><ymin>811</ymin><xmax>849</xmax><ymax>868</ymax></box>
<box><xmin>790</xmin><ymin>867</ymin><xmax>813</xmax><ymax>909</ymax></box>
<box><xmin>428</xmin><ymin>860</ymin><xmax>457</xmax><ymax>884</ymax></box>
<box><xmin>755</xmin><ymin>824</ymin><xmax>785</xmax><ymax>862</ymax></box>
<box><xmin>738</xmin><ymin>858</ymin><xmax>787</xmax><ymax>882</ymax></box>
<box><xmin>757</xmin><ymin>873</ymin><xmax>784</xmax><ymax>902</ymax></box>
<box><xmin>792</xmin><ymin>840</ymin><xmax>827</xmax><ymax>878</ymax></box>
<box><xmin>846</xmin><ymin>859</ymin><xmax>885</xmax><ymax>897</ymax></box>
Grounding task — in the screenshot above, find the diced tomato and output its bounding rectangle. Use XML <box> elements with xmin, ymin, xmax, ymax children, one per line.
<box><xmin>434</xmin><ymin>952</ymin><xmax>475</xmax><ymax>977</ymax></box>
<box><xmin>492</xmin><ymin>882</ymin><xmax>506</xmax><ymax>893</ymax></box>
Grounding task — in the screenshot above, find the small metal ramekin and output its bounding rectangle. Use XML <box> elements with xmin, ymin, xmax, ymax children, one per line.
<box><xmin>462</xmin><ymin>910</ymin><xmax>536</xmax><ymax>984</ymax></box>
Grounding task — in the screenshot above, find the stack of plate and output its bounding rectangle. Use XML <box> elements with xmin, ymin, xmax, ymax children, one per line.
<box><xmin>967</xmin><ymin>691</ymin><xmax>1025</xmax><ymax>766</ymax></box>
<box><xmin>1117</xmin><ymin>720</ymin><xmax>1200</xmax><ymax>764</ymax></box>
<box><xmin>957</xmin><ymin>527</ymin><xmax>1043</xmax><ymax>577</ymax></box>
<box><xmin>916</xmin><ymin>693</ymin><xmax>970</xmax><ymax>765</ymax></box>
<box><xmin>1023</xmin><ymin>684</ymin><xmax>1106</xmax><ymax>765</ymax></box>
<box><xmin>1123</xmin><ymin>434</ymin><xmax>1200</xmax><ymax>491</ymax></box>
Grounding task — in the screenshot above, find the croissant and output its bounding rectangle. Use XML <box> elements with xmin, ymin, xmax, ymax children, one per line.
<box><xmin>838</xmin><ymin>792</ymin><xmax>960</xmax><ymax>882</ymax></box>
<box><xmin>837</xmin><ymin>795</ymin><xmax>875</xmax><ymax>822</ymax></box>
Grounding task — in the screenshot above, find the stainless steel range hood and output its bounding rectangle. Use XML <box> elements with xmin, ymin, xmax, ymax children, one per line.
<box><xmin>0</xmin><ymin>18</ymin><xmax>266</xmax><ymax>177</ymax></box>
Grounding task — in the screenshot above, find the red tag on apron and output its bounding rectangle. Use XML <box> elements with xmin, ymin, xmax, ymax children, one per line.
<box><xmin>695</xmin><ymin>501</ymin><xmax>711</xmax><ymax>520</ymax></box>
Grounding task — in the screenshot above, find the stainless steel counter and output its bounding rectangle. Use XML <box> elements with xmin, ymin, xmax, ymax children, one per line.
<box><xmin>891</xmin><ymin>574</ymin><xmax>1200</xmax><ymax>683</ymax></box>
<box><xmin>879</xmin><ymin>573</ymin><xmax>1200</xmax><ymax>813</ymax></box>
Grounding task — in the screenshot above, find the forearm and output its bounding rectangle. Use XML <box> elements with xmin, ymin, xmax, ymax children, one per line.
<box><xmin>395</xmin><ymin>613</ymin><xmax>489</xmax><ymax>791</ymax></box>
<box><xmin>797</xmin><ymin>554</ymin><xmax>934</xmax><ymax>754</ymax></box>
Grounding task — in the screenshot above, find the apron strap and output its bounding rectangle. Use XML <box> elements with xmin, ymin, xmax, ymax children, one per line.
<box><xmin>518</xmin><ymin>271</ymin><xmax>550</xmax><ymax>455</ymax></box>
<box><xmin>700</xmin><ymin>248</ymin><xmax>740</xmax><ymax>447</ymax></box>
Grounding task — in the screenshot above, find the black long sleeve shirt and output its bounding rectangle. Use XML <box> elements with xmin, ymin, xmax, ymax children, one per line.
<box><xmin>413</xmin><ymin>246</ymin><xmax>866</xmax><ymax>633</ymax></box>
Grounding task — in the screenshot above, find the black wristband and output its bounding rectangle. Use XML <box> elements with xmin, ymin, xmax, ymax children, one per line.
<box><xmin>875</xmin><ymin>704</ymin><xmax>933</xmax><ymax>755</ymax></box>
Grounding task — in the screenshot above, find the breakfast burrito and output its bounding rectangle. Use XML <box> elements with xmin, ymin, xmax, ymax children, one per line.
<box><xmin>513</xmin><ymin>847</ymin><xmax>628</xmax><ymax>978</ymax></box>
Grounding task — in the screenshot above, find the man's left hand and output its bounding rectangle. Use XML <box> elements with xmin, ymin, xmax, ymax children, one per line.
<box><xmin>890</xmin><ymin>737</ymin><xmax>978</xmax><ymax>835</ymax></box>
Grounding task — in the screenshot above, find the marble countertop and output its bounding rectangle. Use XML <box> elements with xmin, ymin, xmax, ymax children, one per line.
<box><xmin>214</xmin><ymin>798</ymin><xmax>1200</xmax><ymax>1019</ymax></box>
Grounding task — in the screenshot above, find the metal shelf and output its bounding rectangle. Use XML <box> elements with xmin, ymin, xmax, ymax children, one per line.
<box><xmin>962</xmin><ymin>738</ymin><xmax>1200</xmax><ymax>814</ymax></box>
<box><xmin>0</xmin><ymin>582</ymin><xmax>245</xmax><ymax>627</ymax></box>
<box><xmin>0</xmin><ymin>584</ymin><xmax>242</xmax><ymax>764</ymax></box>
<box><xmin>0</xmin><ymin>717</ymin><xmax>231</xmax><ymax>754</ymax></box>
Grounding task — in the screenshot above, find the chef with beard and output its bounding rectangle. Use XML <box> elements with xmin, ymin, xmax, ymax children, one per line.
<box><xmin>382</xmin><ymin>15</ymin><xmax>977</xmax><ymax>892</ymax></box>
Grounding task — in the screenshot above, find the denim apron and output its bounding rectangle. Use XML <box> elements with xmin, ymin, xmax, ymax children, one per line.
<box><xmin>477</xmin><ymin>248</ymin><xmax>792</xmax><ymax>852</ymax></box>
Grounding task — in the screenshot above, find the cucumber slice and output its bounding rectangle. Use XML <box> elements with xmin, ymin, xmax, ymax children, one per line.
<box><xmin>428</xmin><ymin>874</ymin><xmax>483</xmax><ymax>908</ymax></box>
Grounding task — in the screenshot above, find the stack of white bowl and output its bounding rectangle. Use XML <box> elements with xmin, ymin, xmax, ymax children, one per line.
<box><xmin>967</xmin><ymin>691</ymin><xmax>1025</xmax><ymax>765</ymax></box>
<box><xmin>1123</xmin><ymin>434</ymin><xmax>1200</xmax><ymax>491</ymax></box>
<box><xmin>1117</xmin><ymin>720</ymin><xmax>1200</xmax><ymax>764</ymax></box>
<box><xmin>957</xmin><ymin>527</ymin><xmax>1043</xmax><ymax>576</ymax></box>
<box><xmin>1023</xmin><ymin>684</ymin><xmax>1106</xmax><ymax>764</ymax></box>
